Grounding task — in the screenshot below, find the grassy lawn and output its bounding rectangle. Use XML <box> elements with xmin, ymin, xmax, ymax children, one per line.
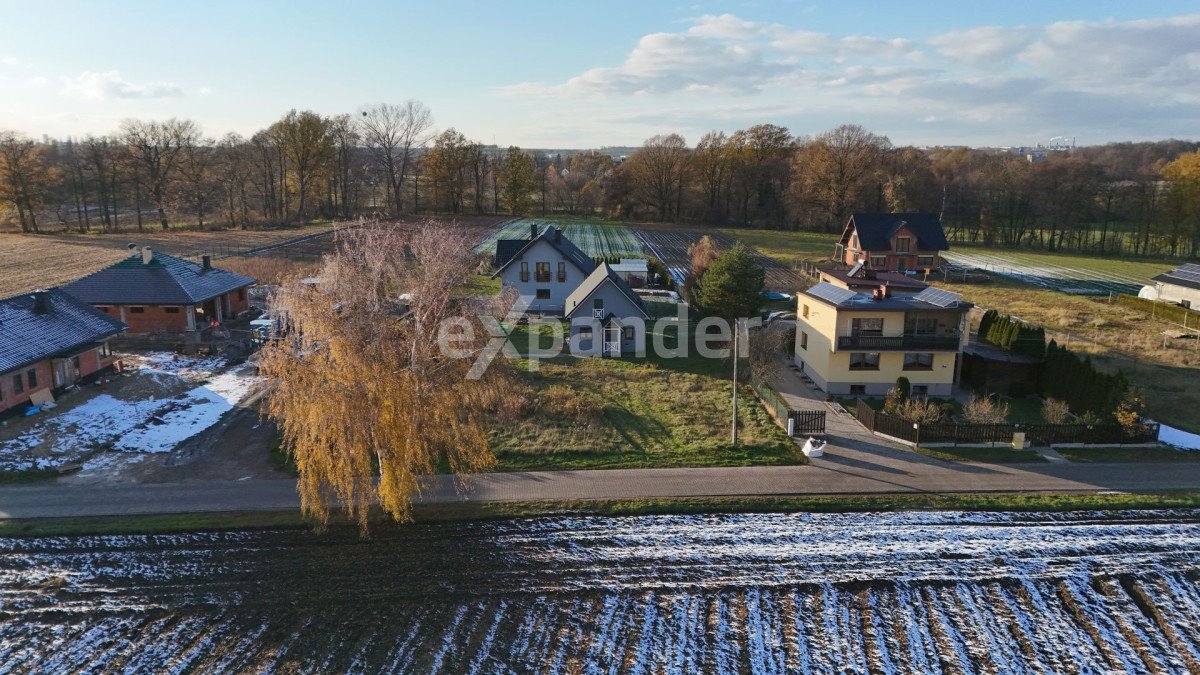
<box><xmin>718</xmin><ymin>228</ymin><xmax>838</xmax><ymax>265</ymax></box>
<box><xmin>462</xmin><ymin>273</ymin><xmax>500</xmax><ymax>296</ymax></box>
<box><xmin>0</xmin><ymin>468</ymin><xmax>62</xmax><ymax>484</ymax></box>
<box><xmin>915</xmin><ymin>445</ymin><xmax>1047</xmax><ymax>463</ymax></box>
<box><xmin>1055</xmin><ymin>445</ymin><xmax>1200</xmax><ymax>463</ymax></box>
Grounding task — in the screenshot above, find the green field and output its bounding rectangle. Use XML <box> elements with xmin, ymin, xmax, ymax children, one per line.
<box><xmin>476</xmin><ymin>217</ymin><xmax>644</xmax><ymax>259</ymax></box>
<box><xmin>717</xmin><ymin>228</ymin><xmax>838</xmax><ymax>265</ymax></box>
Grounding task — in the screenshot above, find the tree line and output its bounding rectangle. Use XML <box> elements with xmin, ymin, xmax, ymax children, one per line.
<box><xmin>2</xmin><ymin>108</ymin><xmax>1199</xmax><ymax>258</ymax></box>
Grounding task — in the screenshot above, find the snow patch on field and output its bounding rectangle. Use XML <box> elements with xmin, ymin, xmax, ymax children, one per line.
<box><xmin>0</xmin><ymin>353</ymin><xmax>259</xmax><ymax>472</ymax></box>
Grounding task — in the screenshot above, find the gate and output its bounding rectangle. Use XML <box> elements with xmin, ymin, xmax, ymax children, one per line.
<box><xmin>788</xmin><ymin>410</ymin><xmax>826</xmax><ymax>435</ymax></box>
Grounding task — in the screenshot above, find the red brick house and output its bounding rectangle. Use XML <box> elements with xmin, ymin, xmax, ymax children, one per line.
<box><xmin>62</xmin><ymin>248</ymin><xmax>255</xmax><ymax>333</ymax></box>
<box><xmin>0</xmin><ymin>288</ymin><xmax>126</xmax><ymax>417</ymax></box>
<box><xmin>835</xmin><ymin>213</ymin><xmax>950</xmax><ymax>273</ymax></box>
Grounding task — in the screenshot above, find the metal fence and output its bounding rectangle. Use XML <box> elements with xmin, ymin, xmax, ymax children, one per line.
<box><xmin>751</xmin><ymin>377</ymin><xmax>825</xmax><ymax>436</ymax></box>
<box><xmin>854</xmin><ymin>399</ymin><xmax>1157</xmax><ymax>446</ymax></box>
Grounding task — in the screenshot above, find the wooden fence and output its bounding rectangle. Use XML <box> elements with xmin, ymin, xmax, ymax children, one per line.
<box><xmin>854</xmin><ymin>399</ymin><xmax>1158</xmax><ymax>446</ymax></box>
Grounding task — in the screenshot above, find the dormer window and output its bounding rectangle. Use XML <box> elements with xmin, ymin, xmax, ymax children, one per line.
<box><xmin>896</xmin><ymin>236</ymin><xmax>911</xmax><ymax>254</ymax></box>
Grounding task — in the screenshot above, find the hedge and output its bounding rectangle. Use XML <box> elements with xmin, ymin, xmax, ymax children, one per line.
<box><xmin>977</xmin><ymin>309</ymin><xmax>1046</xmax><ymax>358</ymax></box>
<box><xmin>1114</xmin><ymin>294</ymin><xmax>1197</xmax><ymax>328</ymax></box>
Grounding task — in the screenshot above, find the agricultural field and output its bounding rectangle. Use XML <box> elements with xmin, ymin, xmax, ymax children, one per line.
<box><xmin>4</xmin><ymin>510</ymin><xmax>1200</xmax><ymax>671</ymax></box>
<box><xmin>634</xmin><ymin>223</ymin><xmax>815</xmax><ymax>291</ymax></box>
<box><xmin>942</xmin><ymin>245</ymin><xmax>1174</xmax><ymax>296</ymax></box>
<box><xmin>475</xmin><ymin>218</ymin><xmax>644</xmax><ymax>259</ymax></box>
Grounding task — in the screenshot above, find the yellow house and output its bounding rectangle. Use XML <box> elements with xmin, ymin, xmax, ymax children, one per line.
<box><xmin>794</xmin><ymin>282</ymin><xmax>971</xmax><ymax>397</ymax></box>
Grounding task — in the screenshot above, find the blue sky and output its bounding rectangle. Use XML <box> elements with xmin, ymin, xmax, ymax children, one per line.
<box><xmin>1</xmin><ymin>1</ymin><xmax>1198</xmax><ymax>147</ymax></box>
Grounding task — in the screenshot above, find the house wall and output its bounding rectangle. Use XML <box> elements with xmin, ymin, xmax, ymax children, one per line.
<box><xmin>226</xmin><ymin>287</ymin><xmax>251</xmax><ymax>316</ymax></box>
<box><xmin>795</xmin><ymin>299</ymin><xmax>964</xmax><ymax>396</ymax></box>
<box><xmin>1157</xmin><ymin>282</ymin><xmax>1200</xmax><ymax>308</ymax></box>
<box><xmin>95</xmin><ymin>304</ymin><xmax>192</xmax><ymax>333</ymax></box>
<box><xmin>0</xmin><ymin>341</ymin><xmax>120</xmax><ymax>414</ymax></box>
<box><xmin>498</xmin><ymin>239</ymin><xmax>587</xmax><ymax>314</ymax></box>
<box><xmin>566</xmin><ymin>280</ymin><xmax>647</xmax><ymax>356</ymax></box>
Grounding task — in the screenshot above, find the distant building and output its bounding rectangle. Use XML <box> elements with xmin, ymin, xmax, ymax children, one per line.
<box><xmin>1150</xmin><ymin>263</ymin><xmax>1200</xmax><ymax>309</ymax></box>
<box><xmin>834</xmin><ymin>213</ymin><xmax>950</xmax><ymax>273</ymax></box>
<box><xmin>794</xmin><ymin>282</ymin><xmax>971</xmax><ymax>397</ymax></box>
<box><xmin>62</xmin><ymin>248</ymin><xmax>254</xmax><ymax>333</ymax></box>
<box><xmin>0</xmin><ymin>288</ymin><xmax>125</xmax><ymax>416</ymax></box>
<box><xmin>609</xmin><ymin>258</ymin><xmax>649</xmax><ymax>288</ymax></box>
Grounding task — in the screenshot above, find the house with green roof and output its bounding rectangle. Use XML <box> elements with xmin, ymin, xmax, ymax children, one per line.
<box><xmin>62</xmin><ymin>247</ymin><xmax>255</xmax><ymax>333</ymax></box>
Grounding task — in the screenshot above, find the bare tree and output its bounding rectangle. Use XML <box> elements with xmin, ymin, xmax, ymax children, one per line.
<box><xmin>0</xmin><ymin>131</ymin><xmax>56</xmax><ymax>233</ymax></box>
<box><xmin>358</xmin><ymin>101</ymin><xmax>433</xmax><ymax>215</ymax></box>
<box><xmin>269</xmin><ymin>110</ymin><xmax>334</xmax><ymax>222</ymax></box>
<box><xmin>258</xmin><ymin>221</ymin><xmax>506</xmax><ymax>529</ymax></box>
<box><xmin>119</xmin><ymin>118</ymin><xmax>201</xmax><ymax>230</ymax></box>
<box><xmin>624</xmin><ymin>133</ymin><xmax>690</xmax><ymax>221</ymax></box>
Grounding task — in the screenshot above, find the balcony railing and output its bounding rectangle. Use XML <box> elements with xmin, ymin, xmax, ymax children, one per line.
<box><xmin>837</xmin><ymin>334</ymin><xmax>960</xmax><ymax>351</ymax></box>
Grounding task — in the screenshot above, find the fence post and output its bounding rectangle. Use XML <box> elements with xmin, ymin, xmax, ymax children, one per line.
<box><xmin>914</xmin><ymin>422</ymin><xmax>921</xmax><ymax>447</ymax></box>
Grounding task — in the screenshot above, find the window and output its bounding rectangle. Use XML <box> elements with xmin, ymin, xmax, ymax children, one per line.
<box><xmin>578</xmin><ymin>326</ymin><xmax>593</xmax><ymax>336</ymax></box>
<box><xmin>238</xmin><ymin>289</ymin><xmax>247</xmax><ymax>301</ymax></box>
<box><xmin>557</xmin><ymin>262</ymin><xmax>566</xmax><ymax>282</ymax></box>
<box><xmin>849</xmin><ymin>352</ymin><xmax>880</xmax><ymax>370</ymax></box>
<box><xmin>870</xmin><ymin>256</ymin><xmax>888</xmax><ymax>267</ymax></box>
<box><xmin>535</xmin><ymin>289</ymin><xmax>551</xmax><ymax>300</ymax></box>
<box><xmin>903</xmin><ymin>353</ymin><xmax>934</xmax><ymax>370</ymax></box>
<box><xmin>916</xmin><ymin>255</ymin><xmax>934</xmax><ymax>268</ymax></box>
<box><xmin>850</xmin><ymin>385</ymin><xmax>867</xmax><ymax>395</ymax></box>
<box><xmin>802</xmin><ymin>304</ymin><xmax>809</xmax><ymax>319</ymax></box>
<box><xmin>520</xmin><ymin>262</ymin><xmax>529</xmax><ymax>282</ymax></box>
<box><xmin>98</xmin><ymin>306</ymin><xmax>111</xmax><ymax>314</ymax></box>
<box><xmin>164</xmin><ymin>306</ymin><xmax>180</xmax><ymax>314</ymax></box>
<box><xmin>99</xmin><ymin>342</ymin><xmax>112</xmax><ymax>359</ymax></box>
<box><xmin>851</xmin><ymin>318</ymin><xmax>883</xmax><ymax>336</ymax></box>
<box><xmin>896</xmin><ymin>236</ymin><xmax>911</xmax><ymax>254</ymax></box>
<box><xmin>905</xmin><ymin>317</ymin><xmax>938</xmax><ymax>335</ymax></box>
<box><xmin>912</xmin><ymin>385</ymin><xmax>929</xmax><ymax>396</ymax></box>
<box><xmin>129</xmin><ymin>306</ymin><xmax>145</xmax><ymax>314</ymax></box>
<box><xmin>535</xmin><ymin>262</ymin><xmax>551</xmax><ymax>282</ymax></box>
<box><xmin>12</xmin><ymin>374</ymin><xmax>23</xmax><ymax>394</ymax></box>
<box><xmin>623</xmin><ymin>326</ymin><xmax>634</xmax><ymax>340</ymax></box>
<box><xmin>800</xmin><ymin>332</ymin><xmax>809</xmax><ymax>350</ymax></box>
<box><xmin>26</xmin><ymin>369</ymin><xmax>37</xmax><ymax>389</ymax></box>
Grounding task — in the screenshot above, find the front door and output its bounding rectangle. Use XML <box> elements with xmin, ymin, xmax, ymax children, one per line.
<box><xmin>604</xmin><ymin>322</ymin><xmax>621</xmax><ymax>357</ymax></box>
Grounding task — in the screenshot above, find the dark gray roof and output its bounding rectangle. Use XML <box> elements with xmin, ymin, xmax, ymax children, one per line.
<box><xmin>62</xmin><ymin>251</ymin><xmax>255</xmax><ymax>305</ymax></box>
<box><xmin>564</xmin><ymin>263</ymin><xmax>650</xmax><ymax>320</ymax></box>
<box><xmin>1152</xmin><ymin>264</ymin><xmax>1200</xmax><ymax>292</ymax></box>
<box><xmin>819</xmin><ymin>267</ymin><xmax>928</xmax><ymax>291</ymax></box>
<box><xmin>495</xmin><ymin>239</ymin><xmax>527</xmax><ymax>267</ymax></box>
<box><xmin>842</xmin><ymin>213</ymin><xmax>950</xmax><ymax>252</ymax></box>
<box><xmin>0</xmin><ymin>289</ymin><xmax>126</xmax><ymax>374</ymax></box>
<box><xmin>490</xmin><ymin>225</ymin><xmax>597</xmax><ymax>278</ymax></box>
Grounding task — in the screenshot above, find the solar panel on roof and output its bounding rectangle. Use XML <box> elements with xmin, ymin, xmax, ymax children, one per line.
<box><xmin>847</xmin><ymin>261</ymin><xmax>864</xmax><ymax>278</ymax></box>
<box><xmin>806</xmin><ymin>282</ymin><xmax>859</xmax><ymax>305</ymax></box>
<box><xmin>912</xmin><ymin>287</ymin><xmax>961</xmax><ymax>308</ymax></box>
<box><xmin>1170</xmin><ymin>264</ymin><xmax>1200</xmax><ymax>284</ymax></box>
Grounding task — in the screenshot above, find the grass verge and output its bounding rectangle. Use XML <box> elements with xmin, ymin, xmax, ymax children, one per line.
<box><xmin>8</xmin><ymin>491</ymin><xmax>1200</xmax><ymax>536</ymax></box>
<box><xmin>0</xmin><ymin>468</ymin><xmax>62</xmax><ymax>484</ymax></box>
<box><xmin>914</xmin><ymin>446</ymin><xmax>1047</xmax><ymax>463</ymax></box>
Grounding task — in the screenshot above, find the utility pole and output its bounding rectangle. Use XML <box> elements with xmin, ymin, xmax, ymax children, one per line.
<box><xmin>731</xmin><ymin>318</ymin><xmax>739</xmax><ymax>446</ymax></box>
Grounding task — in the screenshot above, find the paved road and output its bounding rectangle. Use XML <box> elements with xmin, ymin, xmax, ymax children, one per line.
<box><xmin>2</xmin><ymin>356</ymin><xmax>1197</xmax><ymax>520</ymax></box>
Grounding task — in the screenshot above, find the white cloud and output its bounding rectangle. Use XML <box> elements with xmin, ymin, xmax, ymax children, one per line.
<box><xmin>60</xmin><ymin>70</ymin><xmax>184</xmax><ymax>100</ymax></box>
<box><xmin>24</xmin><ymin>76</ymin><xmax>48</xmax><ymax>87</ymax></box>
<box><xmin>1</xmin><ymin>56</ymin><xmax>19</xmax><ymax>67</ymax></box>
<box><xmin>499</xmin><ymin>12</ymin><xmax>1200</xmax><ymax>144</ymax></box>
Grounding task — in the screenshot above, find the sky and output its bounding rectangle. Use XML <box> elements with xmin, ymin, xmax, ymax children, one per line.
<box><xmin>1</xmin><ymin>1</ymin><xmax>1198</xmax><ymax>148</ymax></box>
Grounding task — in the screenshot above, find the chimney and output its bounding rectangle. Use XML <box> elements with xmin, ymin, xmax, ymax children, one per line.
<box><xmin>872</xmin><ymin>287</ymin><xmax>882</xmax><ymax>302</ymax></box>
<box><xmin>530</xmin><ymin>222</ymin><xmax>538</xmax><ymax>240</ymax></box>
<box><xmin>882</xmin><ymin>282</ymin><xmax>891</xmax><ymax>299</ymax></box>
<box><xmin>554</xmin><ymin>228</ymin><xmax>562</xmax><ymax>242</ymax></box>
<box><xmin>202</xmin><ymin>255</ymin><xmax>212</xmax><ymax>270</ymax></box>
<box><xmin>142</xmin><ymin>247</ymin><xmax>153</xmax><ymax>265</ymax></box>
<box><xmin>32</xmin><ymin>289</ymin><xmax>50</xmax><ymax>314</ymax></box>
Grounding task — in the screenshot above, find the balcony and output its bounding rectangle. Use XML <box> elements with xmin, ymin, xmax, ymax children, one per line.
<box><xmin>837</xmin><ymin>333</ymin><xmax>960</xmax><ymax>351</ymax></box>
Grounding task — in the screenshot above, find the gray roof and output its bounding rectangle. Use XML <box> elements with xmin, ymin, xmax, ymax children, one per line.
<box><xmin>564</xmin><ymin>263</ymin><xmax>650</xmax><ymax>320</ymax></box>
<box><xmin>62</xmin><ymin>251</ymin><xmax>255</xmax><ymax>305</ymax></box>
<box><xmin>842</xmin><ymin>213</ymin><xmax>950</xmax><ymax>252</ymax></box>
<box><xmin>0</xmin><ymin>289</ymin><xmax>126</xmax><ymax>374</ymax></box>
<box><xmin>494</xmin><ymin>239</ymin><xmax>527</xmax><ymax>268</ymax></box>
<box><xmin>490</xmin><ymin>225</ymin><xmax>597</xmax><ymax>278</ymax></box>
<box><xmin>1152</xmin><ymin>263</ymin><xmax>1200</xmax><ymax>292</ymax></box>
<box><xmin>801</xmin><ymin>281</ymin><xmax>972</xmax><ymax>313</ymax></box>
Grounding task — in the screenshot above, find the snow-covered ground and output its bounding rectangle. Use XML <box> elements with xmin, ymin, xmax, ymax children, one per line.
<box><xmin>1160</xmin><ymin>422</ymin><xmax>1200</xmax><ymax>450</ymax></box>
<box><xmin>0</xmin><ymin>353</ymin><xmax>260</xmax><ymax>473</ymax></box>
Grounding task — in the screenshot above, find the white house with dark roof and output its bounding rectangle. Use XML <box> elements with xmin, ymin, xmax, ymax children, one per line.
<box><xmin>0</xmin><ymin>288</ymin><xmax>126</xmax><ymax>416</ymax></box>
<box><xmin>491</xmin><ymin>224</ymin><xmax>596</xmax><ymax>314</ymax></box>
<box><xmin>564</xmin><ymin>263</ymin><xmax>650</xmax><ymax>357</ymax></box>
<box><xmin>62</xmin><ymin>248</ymin><xmax>255</xmax><ymax>333</ymax></box>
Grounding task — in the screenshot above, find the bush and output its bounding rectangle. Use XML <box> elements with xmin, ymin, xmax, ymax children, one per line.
<box><xmin>894</xmin><ymin>376</ymin><xmax>911</xmax><ymax>401</ymax></box>
<box><xmin>964</xmin><ymin>396</ymin><xmax>1009</xmax><ymax>424</ymax></box>
<box><xmin>1113</xmin><ymin>388</ymin><xmax>1148</xmax><ymax>437</ymax></box>
<box><xmin>1040</xmin><ymin>340</ymin><xmax>1129</xmax><ymax>417</ymax></box>
<box><xmin>1042</xmin><ymin>398</ymin><xmax>1070</xmax><ymax>424</ymax></box>
<box><xmin>979</xmin><ymin>309</ymin><xmax>1045</xmax><ymax>358</ymax></box>
<box><xmin>893</xmin><ymin>398</ymin><xmax>944</xmax><ymax>424</ymax></box>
